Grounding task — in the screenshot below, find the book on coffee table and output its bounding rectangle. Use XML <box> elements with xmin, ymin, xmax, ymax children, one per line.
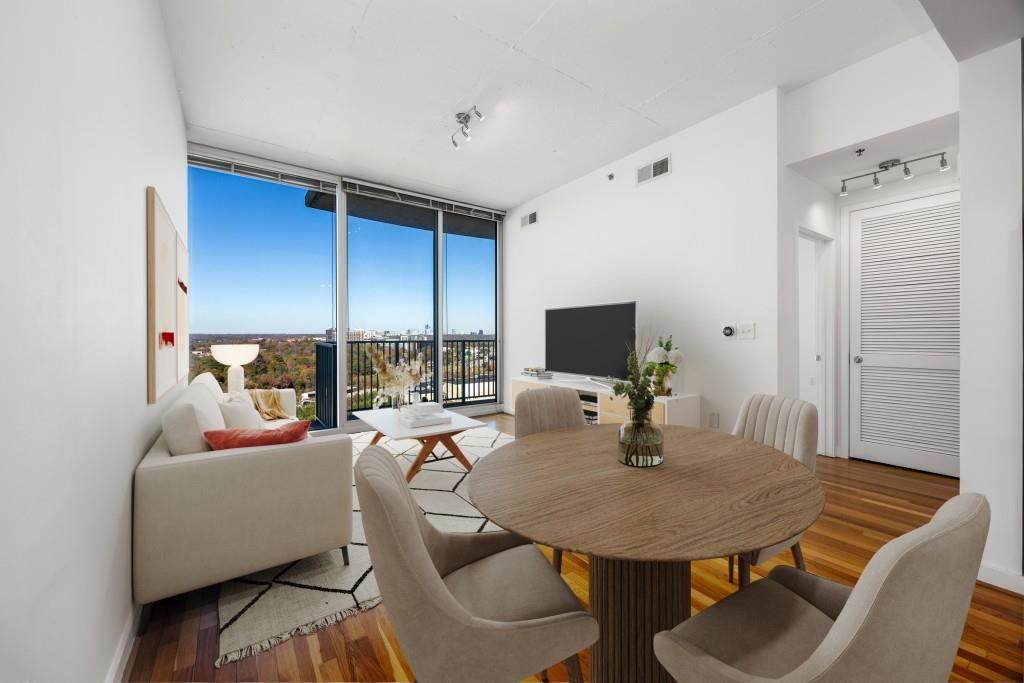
<box><xmin>399</xmin><ymin>414</ymin><xmax>453</xmax><ymax>429</ymax></box>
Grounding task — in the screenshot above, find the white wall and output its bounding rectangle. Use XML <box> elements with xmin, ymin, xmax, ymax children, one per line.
<box><xmin>958</xmin><ymin>39</ymin><xmax>1023</xmax><ymax>594</ymax></box>
<box><xmin>0</xmin><ymin>1</ymin><xmax>187</xmax><ymax>680</ymax></box>
<box><xmin>783</xmin><ymin>30</ymin><xmax>958</xmax><ymax>165</ymax></box>
<box><xmin>504</xmin><ymin>90</ymin><xmax>781</xmax><ymax>431</ymax></box>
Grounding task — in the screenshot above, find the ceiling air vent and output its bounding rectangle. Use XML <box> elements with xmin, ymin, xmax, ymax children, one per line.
<box><xmin>637</xmin><ymin>155</ymin><xmax>671</xmax><ymax>185</ymax></box>
<box><xmin>520</xmin><ymin>211</ymin><xmax>538</xmax><ymax>227</ymax></box>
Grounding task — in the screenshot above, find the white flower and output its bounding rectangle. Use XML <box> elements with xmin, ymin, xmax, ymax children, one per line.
<box><xmin>668</xmin><ymin>349</ymin><xmax>684</xmax><ymax>366</ymax></box>
<box><xmin>647</xmin><ymin>346</ymin><xmax>669</xmax><ymax>364</ymax></box>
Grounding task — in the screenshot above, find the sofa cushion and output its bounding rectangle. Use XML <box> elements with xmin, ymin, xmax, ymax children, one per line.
<box><xmin>203</xmin><ymin>420</ymin><xmax>310</xmax><ymax>450</ymax></box>
<box><xmin>162</xmin><ymin>381</ymin><xmax>227</xmax><ymax>455</ymax></box>
<box><xmin>219</xmin><ymin>392</ymin><xmax>262</xmax><ymax>429</ymax></box>
<box><xmin>263</xmin><ymin>417</ymin><xmax>298</xmax><ymax>429</ymax></box>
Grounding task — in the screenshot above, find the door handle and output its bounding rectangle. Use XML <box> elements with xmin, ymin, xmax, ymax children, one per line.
<box><xmin>853</xmin><ymin>355</ymin><xmax>863</xmax><ymax>364</ymax></box>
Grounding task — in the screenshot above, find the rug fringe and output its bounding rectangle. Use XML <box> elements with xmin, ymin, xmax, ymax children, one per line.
<box><xmin>215</xmin><ymin>596</ymin><xmax>384</xmax><ymax>668</ymax></box>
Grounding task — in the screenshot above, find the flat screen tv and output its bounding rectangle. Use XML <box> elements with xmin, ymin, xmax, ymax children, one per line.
<box><xmin>545</xmin><ymin>302</ymin><xmax>636</xmax><ymax>379</ymax></box>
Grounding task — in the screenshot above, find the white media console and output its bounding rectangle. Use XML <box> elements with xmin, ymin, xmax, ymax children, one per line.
<box><xmin>509</xmin><ymin>374</ymin><xmax>701</xmax><ymax>427</ymax></box>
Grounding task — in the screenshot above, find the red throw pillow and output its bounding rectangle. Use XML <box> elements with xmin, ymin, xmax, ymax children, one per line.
<box><xmin>203</xmin><ymin>420</ymin><xmax>310</xmax><ymax>451</ymax></box>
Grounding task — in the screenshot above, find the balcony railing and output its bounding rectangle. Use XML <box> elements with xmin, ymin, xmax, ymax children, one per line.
<box><xmin>314</xmin><ymin>339</ymin><xmax>497</xmax><ymax>424</ymax></box>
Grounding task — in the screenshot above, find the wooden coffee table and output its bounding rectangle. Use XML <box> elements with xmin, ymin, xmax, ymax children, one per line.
<box><xmin>354</xmin><ymin>408</ymin><xmax>485</xmax><ymax>481</ymax></box>
<box><xmin>468</xmin><ymin>424</ymin><xmax>824</xmax><ymax>683</ymax></box>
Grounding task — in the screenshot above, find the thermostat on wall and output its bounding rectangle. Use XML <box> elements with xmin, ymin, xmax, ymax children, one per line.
<box><xmin>722</xmin><ymin>323</ymin><xmax>755</xmax><ymax>339</ymax></box>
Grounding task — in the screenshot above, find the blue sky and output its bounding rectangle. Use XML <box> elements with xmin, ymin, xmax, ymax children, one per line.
<box><xmin>189</xmin><ymin>167</ymin><xmax>495</xmax><ymax>334</ymax></box>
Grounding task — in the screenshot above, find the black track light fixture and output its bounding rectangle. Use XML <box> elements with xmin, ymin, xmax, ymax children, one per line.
<box><xmin>837</xmin><ymin>150</ymin><xmax>949</xmax><ymax>195</ymax></box>
<box><xmin>450</xmin><ymin>106</ymin><xmax>486</xmax><ymax>150</ymax></box>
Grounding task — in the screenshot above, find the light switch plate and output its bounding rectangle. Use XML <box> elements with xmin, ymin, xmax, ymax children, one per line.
<box><xmin>737</xmin><ymin>322</ymin><xmax>756</xmax><ymax>340</ymax></box>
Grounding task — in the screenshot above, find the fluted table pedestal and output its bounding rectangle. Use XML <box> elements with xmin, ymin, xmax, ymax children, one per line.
<box><xmin>589</xmin><ymin>557</ymin><xmax>690</xmax><ymax>683</ymax></box>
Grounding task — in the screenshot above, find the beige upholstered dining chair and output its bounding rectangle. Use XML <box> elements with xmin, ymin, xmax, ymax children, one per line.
<box><xmin>729</xmin><ymin>394</ymin><xmax>819</xmax><ymax>586</ymax></box>
<box><xmin>654</xmin><ymin>492</ymin><xmax>990</xmax><ymax>683</ymax></box>
<box><xmin>514</xmin><ymin>386</ymin><xmax>586</xmax><ymax>573</ymax></box>
<box><xmin>355</xmin><ymin>445</ymin><xmax>598</xmax><ymax>683</ymax></box>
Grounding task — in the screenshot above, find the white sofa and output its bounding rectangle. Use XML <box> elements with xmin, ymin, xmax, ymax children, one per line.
<box><xmin>133</xmin><ymin>373</ymin><xmax>352</xmax><ymax>604</ymax></box>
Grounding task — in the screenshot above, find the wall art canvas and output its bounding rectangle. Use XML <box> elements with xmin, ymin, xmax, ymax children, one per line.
<box><xmin>147</xmin><ymin>186</ymin><xmax>186</xmax><ymax>403</ymax></box>
<box><xmin>176</xmin><ymin>235</ymin><xmax>189</xmax><ymax>381</ymax></box>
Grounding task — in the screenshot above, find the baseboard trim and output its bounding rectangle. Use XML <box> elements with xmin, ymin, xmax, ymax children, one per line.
<box><xmin>106</xmin><ymin>603</ymin><xmax>143</xmax><ymax>683</ymax></box>
<box><xmin>977</xmin><ymin>563</ymin><xmax>1024</xmax><ymax>596</ymax></box>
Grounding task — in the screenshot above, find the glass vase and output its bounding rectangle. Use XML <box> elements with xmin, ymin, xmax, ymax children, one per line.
<box><xmin>618</xmin><ymin>417</ymin><xmax>664</xmax><ymax>467</ymax></box>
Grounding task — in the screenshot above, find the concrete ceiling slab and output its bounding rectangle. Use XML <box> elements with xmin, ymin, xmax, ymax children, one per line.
<box><xmin>161</xmin><ymin>0</ymin><xmax>935</xmax><ymax>208</ymax></box>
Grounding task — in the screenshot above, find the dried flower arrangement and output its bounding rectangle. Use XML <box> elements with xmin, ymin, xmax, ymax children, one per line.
<box><xmin>367</xmin><ymin>344</ymin><xmax>426</xmax><ymax>409</ymax></box>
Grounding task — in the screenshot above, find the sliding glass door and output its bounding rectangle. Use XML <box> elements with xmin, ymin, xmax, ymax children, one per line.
<box><xmin>346</xmin><ymin>195</ymin><xmax>438</xmax><ymax>413</ymax></box>
<box><xmin>442</xmin><ymin>213</ymin><xmax>498</xmax><ymax>406</ymax></box>
<box><xmin>344</xmin><ymin>196</ymin><xmax>500</xmax><ymax>418</ymax></box>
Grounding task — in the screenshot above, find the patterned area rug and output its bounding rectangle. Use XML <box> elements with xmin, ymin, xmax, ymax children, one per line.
<box><xmin>215</xmin><ymin>426</ymin><xmax>512</xmax><ymax>666</ymax></box>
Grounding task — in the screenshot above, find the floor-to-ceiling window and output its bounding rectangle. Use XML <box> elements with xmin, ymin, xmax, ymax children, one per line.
<box><xmin>187</xmin><ymin>164</ymin><xmax>337</xmax><ymax>427</ymax></box>
<box><xmin>343</xmin><ymin>189</ymin><xmax>501</xmax><ymax>418</ymax></box>
<box><xmin>442</xmin><ymin>212</ymin><xmax>498</xmax><ymax>406</ymax></box>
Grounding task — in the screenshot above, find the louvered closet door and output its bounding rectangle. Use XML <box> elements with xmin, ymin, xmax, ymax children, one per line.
<box><xmin>850</xmin><ymin>191</ymin><xmax>960</xmax><ymax>476</ymax></box>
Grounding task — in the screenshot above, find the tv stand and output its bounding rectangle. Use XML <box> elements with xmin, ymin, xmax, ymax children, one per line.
<box><xmin>508</xmin><ymin>375</ymin><xmax>701</xmax><ymax>427</ymax></box>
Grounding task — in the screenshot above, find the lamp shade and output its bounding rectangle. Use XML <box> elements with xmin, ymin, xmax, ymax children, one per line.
<box><xmin>210</xmin><ymin>344</ymin><xmax>260</xmax><ymax>366</ymax></box>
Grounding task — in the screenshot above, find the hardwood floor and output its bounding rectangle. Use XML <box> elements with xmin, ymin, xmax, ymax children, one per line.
<box><xmin>125</xmin><ymin>413</ymin><xmax>1024</xmax><ymax>682</ymax></box>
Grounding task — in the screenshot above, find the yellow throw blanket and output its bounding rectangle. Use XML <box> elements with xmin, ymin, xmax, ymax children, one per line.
<box><xmin>247</xmin><ymin>389</ymin><xmax>292</xmax><ymax>422</ymax></box>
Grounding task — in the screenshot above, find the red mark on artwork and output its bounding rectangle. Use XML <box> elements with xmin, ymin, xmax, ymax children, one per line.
<box><xmin>160</xmin><ymin>331</ymin><xmax>175</xmax><ymax>347</ymax></box>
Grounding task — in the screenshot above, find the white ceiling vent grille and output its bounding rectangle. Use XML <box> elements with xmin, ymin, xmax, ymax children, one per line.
<box><xmin>637</xmin><ymin>155</ymin><xmax>671</xmax><ymax>185</ymax></box>
<box><xmin>520</xmin><ymin>211</ymin><xmax>538</xmax><ymax>227</ymax></box>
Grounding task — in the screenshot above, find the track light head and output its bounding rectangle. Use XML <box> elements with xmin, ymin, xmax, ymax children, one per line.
<box><xmin>903</xmin><ymin>164</ymin><xmax>913</xmax><ymax>180</ymax></box>
<box><xmin>461</xmin><ymin>125</ymin><xmax>471</xmax><ymax>141</ymax></box>
<box><xmin>451</xmin><ymin>134</ymin><xmax>460</xmax><ymax>151</ymax></box>
<box><xmin>939</xmin><ymin>154</ymin><xmax>949</xmax><ymax>172</ymax></box>
<box><xmin>872</xmin><ymin>174</ymin><xmax>881</xmax><ymax>189</ymax></box>
<box><xmin>839</xmin><ymin>181</ymin><xmax>848</xmax><ymax>197</ymax></box>
<box><xmin>471</xmin><ymin>105</ymin><xmax>485</xmax><ymax>121</ymax></box>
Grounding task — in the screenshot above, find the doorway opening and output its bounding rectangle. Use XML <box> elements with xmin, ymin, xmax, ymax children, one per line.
<box><xmin>798</xmin><ymin>231</ymin><xmax>830</xmax><ymax>455</ymax></box>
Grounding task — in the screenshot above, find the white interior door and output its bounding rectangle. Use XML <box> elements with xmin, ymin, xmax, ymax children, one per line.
<box><xmin>850</xmin><ymin>191</ymin><xmax>960</xmax><ymax>476</ymax></box>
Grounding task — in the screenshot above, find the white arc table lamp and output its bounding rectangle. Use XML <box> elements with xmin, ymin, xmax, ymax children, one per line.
<box><xmin>210</xmin><ymin>344</ymin><xmax>260</xmax><ymax>394</ymax></box>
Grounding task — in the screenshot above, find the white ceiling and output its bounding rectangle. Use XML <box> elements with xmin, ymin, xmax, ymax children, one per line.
<box><xmin>160</xmin><ymin>0</ymin><xmax>934</xmax><ymax>209</ymax></box>
<box><xmin>920</xmin><ymin>0</ymin><xmax>1024</xmax><ymax>61</ymax></box>
<box><xmin>791</xmin><ymin>112</ymin><xmax>959</xmax><ymax>192</ymax></box>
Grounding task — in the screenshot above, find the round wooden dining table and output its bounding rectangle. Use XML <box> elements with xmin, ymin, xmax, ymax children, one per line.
<box><xmin>468</xmin><ymin>424</ymin><xmax>824</xmax><ymax>683</ymax></box>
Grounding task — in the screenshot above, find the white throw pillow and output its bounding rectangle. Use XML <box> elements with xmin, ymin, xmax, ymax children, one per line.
<box><xmin>161</xmin><ymin>382</ymin><xmax>227</xmax><ymax>455</ymax></box>
<box><xmin>190</xmin><ymin>372</ymin><xmax>225</xmax><ymax>403</ymax></box>
<box><xmin>219</xmin><ymin>392</ymin><xmax>262</xmax><ymax>429</ymax></box>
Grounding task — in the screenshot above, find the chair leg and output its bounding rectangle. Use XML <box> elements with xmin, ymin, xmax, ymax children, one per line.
<box><xmin>728</xmin><ymin>555</ymin><xmax>735</xmax><ymax>583</ymax></box>
<box><xmin>738</xmin><ymin>556</ymin><xmax>751</xmax><ymax>588</ymax></box>
<box><xmin>564</xmin><ymin>654</ymin><xmax>583</xmax><ymax>683</ymax></box>
<box><xmin>553</xmin><ymin>548</ymin><xmax>563</xmax><ymax>574</ymax></box>
<box><xmin>791</xmin><ymin>542</ymin><xmax>806</xmax><ymax>571</ymax></box>
<box><xmin>341</xmin><ymin>545</ymin><xmax>350</xmax><ymax>566</ymax></box>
